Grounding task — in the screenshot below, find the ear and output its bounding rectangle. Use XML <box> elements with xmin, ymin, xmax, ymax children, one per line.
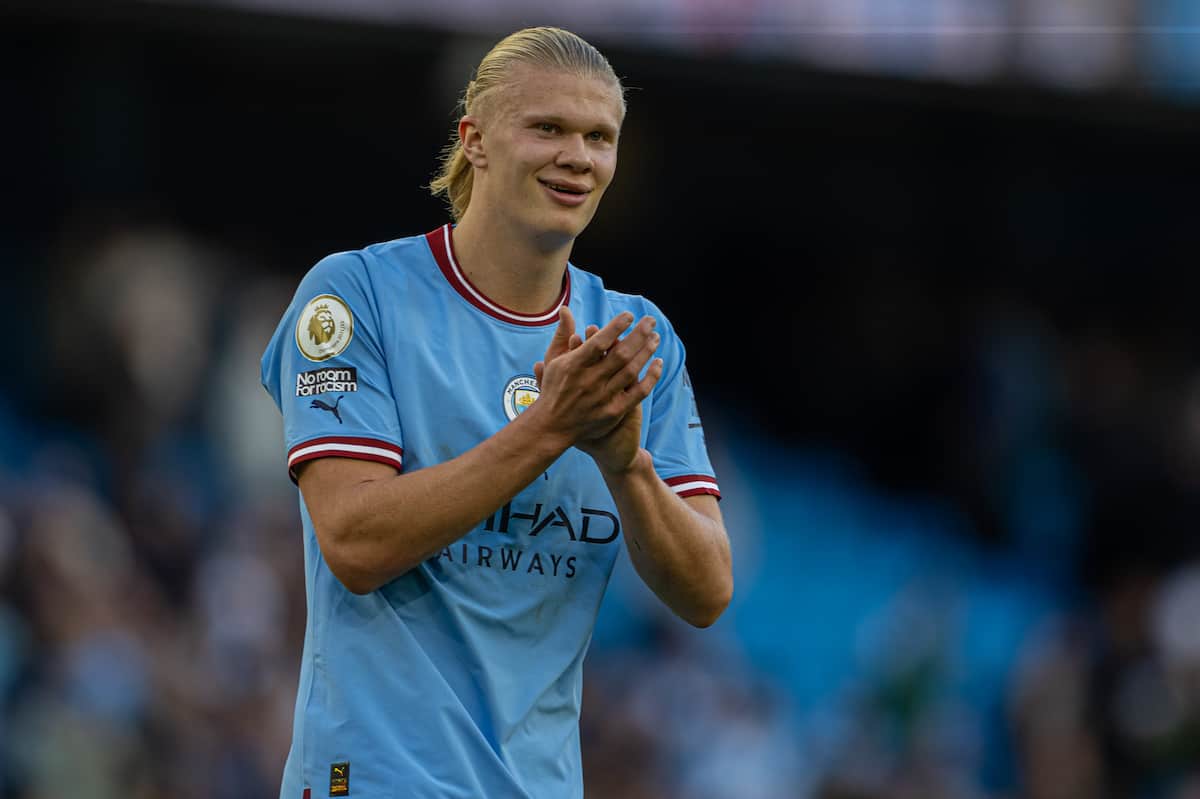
<box><xmin>459</xmin><ymin>115</ymin><xmax>487</xmax><ymax>168</ymax></box>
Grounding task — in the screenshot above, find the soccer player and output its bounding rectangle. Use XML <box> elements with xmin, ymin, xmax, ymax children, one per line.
<box><xmin>261</xmin><ymin>26</ymin><xmax>732</xmax><ymax>799</ymax></box>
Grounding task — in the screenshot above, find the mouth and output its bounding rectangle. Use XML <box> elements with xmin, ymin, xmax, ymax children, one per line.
<box><xmin>538</xmin><ymin>179</ymin><xmax>591</xmax><ymax>206</ymax></box>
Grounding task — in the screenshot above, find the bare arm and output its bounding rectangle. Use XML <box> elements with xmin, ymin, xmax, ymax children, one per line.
<box><xmin>600</xmin><ymin>451</ymin><xmax>732</xmax><ymax>627</ymax></box>
<box><xmin>299</xmin><ymin>308</ymin><xmax>659</xmax><ymax>594</ymax></box>
<box><xmin>541</xmin><ymin>320</ymin><xmax>733</xmax><ymax>627</ymax></box>
<box><xmin>298</xmin><ymin>411</ymin><xmax>570</xmax><ymax>594</ymax></box>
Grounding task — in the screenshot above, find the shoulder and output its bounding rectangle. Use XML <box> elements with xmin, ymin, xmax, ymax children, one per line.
<box><xmin>567</xmin><ymin>264</ymin><xmax>675</xmax><ymax>329</ymax></box>
<box><xmin>296</xmin><ymin>231</ymin><xmax>436</xmax><ymax>306</ymax></box>
<box><xmin>360</xmin><ymin>230</ymin><xmax>436</xmax><ymax>271</ymax></box>
<box><xmin>308</xmin><ymin>231</ymin><xmax>432</xmax><ymax>282</ymax></box>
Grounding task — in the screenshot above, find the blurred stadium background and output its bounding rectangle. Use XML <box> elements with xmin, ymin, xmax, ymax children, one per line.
<box><xmin>4</xmin><ymin>1</ymin><xmax>1200</xmax><ymax>797</ymax></box>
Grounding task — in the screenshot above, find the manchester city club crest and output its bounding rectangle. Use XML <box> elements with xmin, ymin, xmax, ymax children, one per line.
<box><xmin>295</xmin><ymin>294</ymin><xmax>354</xmax><ymax>362</ymax></box>
<box><xmin>503</xmin><ymin>375</ymin><xmax>540</xmax><ymax>421</ymax></box>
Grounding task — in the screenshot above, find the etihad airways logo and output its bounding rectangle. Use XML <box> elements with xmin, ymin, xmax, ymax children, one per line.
<box><xmin>430</xmin><ymin>500</ymin><xmax>621</xmax><ymax>581</ymax></box>
<box><xmin>482</xmin><ymin>501</ymin><xmax>619</xmax><ymax>544</ymax></box>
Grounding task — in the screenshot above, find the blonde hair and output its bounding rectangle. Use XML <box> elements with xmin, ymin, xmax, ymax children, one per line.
<box><xmin>429</xmin><ymin>27</ymin><xmax>625</xmax><ymax>221</ymax></box>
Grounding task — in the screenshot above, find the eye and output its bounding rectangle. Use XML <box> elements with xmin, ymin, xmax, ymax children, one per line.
<box><xmin>536</xmin><ymin>122</ymin><xmax>560</xmax><ymax>134</ymax></box>
<box><xmin>586</xmin><ymin>131</ymin><xmax>605</xmax><ymax>141</ymax></box>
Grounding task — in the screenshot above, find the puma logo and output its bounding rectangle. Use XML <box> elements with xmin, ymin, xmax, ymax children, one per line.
<box><xmin>310</xmin><ymin>395</ymin><xmax>344</xmax><ymax>424</ymax></box>
<box><xmin>329</xmin><ymin>761</ymin><xmax>350</xmax><ymax>795</ymax></box>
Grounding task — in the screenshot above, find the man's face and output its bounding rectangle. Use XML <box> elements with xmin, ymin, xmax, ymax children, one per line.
<box><xmin>469</xmin><ymin>65</ymin><xmax>624</xmax><ymax>248</ymax></box>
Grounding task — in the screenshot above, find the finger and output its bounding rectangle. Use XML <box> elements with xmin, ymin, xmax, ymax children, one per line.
<box><xmin>585</xmin><ymin>324</ymin><xmax>600</xmax><ymax>339</ymax></box>
<box><xmin>605</xmin><ymin>329</ymin><xmax>660</xmax><ymax>394</ymax></box>
<box><xmin>611</xmin><ymin>316</ymin><xmax>656</xmax><ymax>354</ymax></box>
<box><xmin>568</xmin><ymin>334</ymin><xmax>583</xmax><ymax>350</ymax></box>
<box><xmin>594</xmin><ymin>316</ymin><xmax>657</xmax><ymax>379</ymax></box>
<box><xmin>544</xmin><ymin>306</ymin><xmax>576</xmax><ymax>359</ymax></box>
<box><xmin>614</xmin><ymin>357</ymin><xmax>664</xmax><ymax>412</ymax></box>
<box><xmin>577</xmin><ymin>311</ymin><xmax>635</xmax><ymax>362</ymax></box>
<box><xmin>556</xmin><ymin>305</ymin><xmax>576</xmax><ymax>342</ymax></box>
<box><xmin>534</xmin><ymin>360</ymin><xmax>544</xmax><ymax>385</ymax></box>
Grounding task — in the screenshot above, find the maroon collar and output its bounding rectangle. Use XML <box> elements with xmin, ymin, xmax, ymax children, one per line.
<box><xmin>424</xmin><ymin>224</ymin><xmax>570</xmax><ymax>327</ymax></box>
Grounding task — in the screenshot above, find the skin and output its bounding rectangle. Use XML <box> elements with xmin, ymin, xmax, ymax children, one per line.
<box><xmin>298</xmin><ymin>64</ymin><xmax>732</xmax><ymax>627</ymax></box>
<box><xmin>451</xmin><ymin>63</ymin><xmax>623</xmax><ymax>314</ymax></box>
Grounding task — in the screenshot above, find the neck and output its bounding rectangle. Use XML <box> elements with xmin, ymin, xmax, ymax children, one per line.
<box><xmin>450</xmin><ymin>209</ymin><xmax>573</xmax><ymax>314</ymax></box>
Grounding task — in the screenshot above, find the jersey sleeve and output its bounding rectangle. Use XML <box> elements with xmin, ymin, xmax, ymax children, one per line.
<box><xmin>644</xmin><ymin>307</ymin><xmax>720</xmax><ymax>500</ymax></box>
<box><xmin>260</xmin><ymin>251</ymin><xmax>404</xmax><ymax>481</ymax></box>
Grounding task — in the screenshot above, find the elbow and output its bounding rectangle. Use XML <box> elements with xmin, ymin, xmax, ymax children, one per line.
<box><xmin>686</xmin><ymin>574</ymin><xmax>734</xmax><ymax>629</ymax></box>
<box><xmin>317</xmin><ymin>523</ymin><xmax>408</xmax><ymax>596</ymax></box>
<box><xmin>324</xmin><ymin>553</ymin><xmax>383</xmax><ymax>595</ymax></box>
<box><xmin>334</xmin><ymin>568</ymin><xmax>380</xmax><ymax>596</ymax></box>
<box><xmin>328</xmin><ymin>554</ymin><xmax>419</xmax><ymax>595</ymax></box>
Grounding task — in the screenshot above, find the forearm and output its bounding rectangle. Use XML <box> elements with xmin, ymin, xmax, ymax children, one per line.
<box><xmin>302</xmin><ymin>409</ymin><xmax>570</xmax><ymax>593</ymax></box>
<box><xmin>601</xmin><ymin>449</ymin><xmax>733</xmax><ymax>627</ymax></box>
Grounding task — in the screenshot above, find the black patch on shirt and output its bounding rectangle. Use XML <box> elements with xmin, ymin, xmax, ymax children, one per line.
<box><xmin>329</xmin><ymin>762</ymin><xmax>349</xmax><ymax>796</ymax></box>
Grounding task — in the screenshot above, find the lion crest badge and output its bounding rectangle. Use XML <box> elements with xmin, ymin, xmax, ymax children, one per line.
<box><xmin>296</xmin><ymin>294</ymin><xmax>354</xmax><ymax>362</ymax></box>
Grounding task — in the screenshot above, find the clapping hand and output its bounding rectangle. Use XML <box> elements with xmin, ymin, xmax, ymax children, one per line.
<box><xmin>533</xmin><ymin>306</ymin><xmax>662</xmax><ymax>474</ymax></box>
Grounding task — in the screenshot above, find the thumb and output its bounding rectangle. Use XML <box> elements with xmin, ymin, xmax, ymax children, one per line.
<box><xmin>552</xmin><ymin>305</ymin><xmax>576</xmax><ymax>346</ymax></box>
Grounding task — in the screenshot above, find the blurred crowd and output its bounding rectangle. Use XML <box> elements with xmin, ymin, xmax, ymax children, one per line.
<box><xmin>3</xmin><ymin>219</ymin><xmax>1200</xmax><ymax>799</ymax></box>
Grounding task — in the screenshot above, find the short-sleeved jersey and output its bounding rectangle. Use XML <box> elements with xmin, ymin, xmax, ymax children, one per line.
<box><xmin>260</xmin><ymin>224</ymin><xmax>720</xmax><ymax>799</ymax></box>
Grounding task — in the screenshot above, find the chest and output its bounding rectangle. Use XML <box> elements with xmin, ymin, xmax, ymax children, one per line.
<box><xmin>381</xmin><ymin>309</ymin><xmax>548</xmax><ymax>466</ymax></box>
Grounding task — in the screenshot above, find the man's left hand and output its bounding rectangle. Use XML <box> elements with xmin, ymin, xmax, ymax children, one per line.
<box><xmin>534</xmin><ymin>308</ymin><xmax>661</xmax><ymax>474</ymax></box>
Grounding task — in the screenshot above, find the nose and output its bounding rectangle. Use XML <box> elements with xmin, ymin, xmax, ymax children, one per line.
<box><xmin>555</xmin><ymin>134</ymin><xmax>592</xmax><ymax>172</ymax></box>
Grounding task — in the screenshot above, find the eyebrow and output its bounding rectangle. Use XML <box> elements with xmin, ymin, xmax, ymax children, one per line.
<box><xmin>520</xmin><ymin>112</ymin><xmax>620</xmax><ymax>136</ymax></box>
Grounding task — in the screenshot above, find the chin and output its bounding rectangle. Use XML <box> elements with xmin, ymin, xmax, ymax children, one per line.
<box><xmin>531</xmin><ymin>226</ymin><xmax>581</xmax><ymax>253</ymax></box>
<box><xmin>530</xmin><ymin>211</ymin><xmax>593</xmax><ymax>249</ymax></box>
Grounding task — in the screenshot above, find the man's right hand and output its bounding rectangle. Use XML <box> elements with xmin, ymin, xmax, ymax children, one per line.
<box><xmin>528</xmin><ymin>307</ymin><xmax>661</xmax><ymax>454</ymax></box>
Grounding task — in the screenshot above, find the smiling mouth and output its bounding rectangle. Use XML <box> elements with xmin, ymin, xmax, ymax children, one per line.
<box><xmin>539</xmin><ymin>179</ymin><xmax>590</xmax><ymax>196</ymax></box>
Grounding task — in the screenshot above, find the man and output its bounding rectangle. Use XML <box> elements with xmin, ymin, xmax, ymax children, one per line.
<box><xmin>261</xmin><ymin>26</ymin><xmax>732</xmax><ymax>799</ymax></box>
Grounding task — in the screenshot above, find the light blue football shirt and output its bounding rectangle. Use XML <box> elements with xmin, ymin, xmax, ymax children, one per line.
<box><xmin>261</xmin><ymin>224</ymin><xmax>720</xmax><ymax>799</ymax></box>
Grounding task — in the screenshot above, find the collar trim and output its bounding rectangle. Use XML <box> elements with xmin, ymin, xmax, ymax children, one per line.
<box><xmin>425</xmin><ymin>224</ymin><xmax>570</xmax><ymax>327</ymax></box>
